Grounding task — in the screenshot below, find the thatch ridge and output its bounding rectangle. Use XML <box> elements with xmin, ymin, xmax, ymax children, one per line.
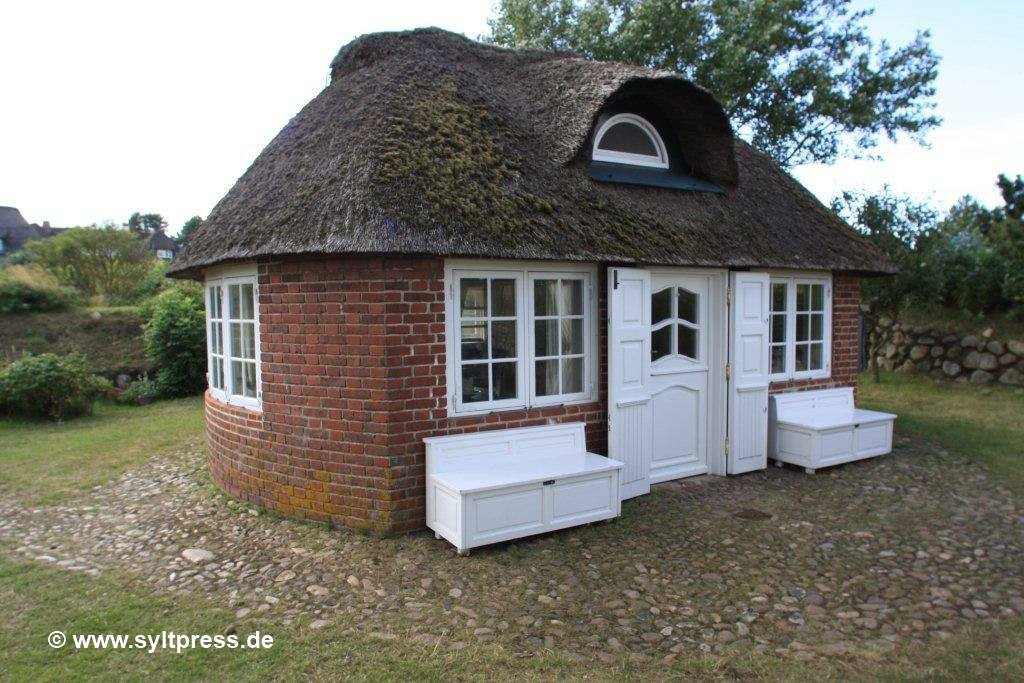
<box><xmin>168</xmin><ymin>27</ymin><xmax>894</xmax><ymax>278</ymax></box>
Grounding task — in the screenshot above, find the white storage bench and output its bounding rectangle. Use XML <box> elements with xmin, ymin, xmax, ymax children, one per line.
<box><xmin>424</xmin><ymin>423</ymin><xmax>624</xmax><ymax>555</ymax></box>
<box><xmin>769</xmin><ymin>388</ymin><xmax>896</xmax><ymax>473</ymax></box>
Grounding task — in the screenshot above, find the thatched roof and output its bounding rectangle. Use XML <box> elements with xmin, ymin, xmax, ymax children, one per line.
<box><xmin>168</xmin><ymin>28</ymin><xmax>895</xmax><ymax>278</ymax></box>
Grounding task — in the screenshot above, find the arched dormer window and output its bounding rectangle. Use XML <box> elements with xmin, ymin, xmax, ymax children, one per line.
<box><xmin>591</xmin><ymin>113</ymin><xmax>669</xmax><ymax>169</ymax></box>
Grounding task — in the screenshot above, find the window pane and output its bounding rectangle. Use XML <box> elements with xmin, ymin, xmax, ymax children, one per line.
<box><xmin>562</xmin><ymin>357</ymin><xmax>583</xmax><ymax>394</ymax></box>
<box><xmin>771</xmin><ymin>346</ymin><xmax>786</xmax><ymax>374</ymax></box>
<box><xmin>239</xmin><ymin>284</ymin><xmax>254</xmax><ymax>319</ymax></box>
<box><xmin>231</xmin><ymin>360</ymin><xmax>244</xmax><ymax>395</ymax></box>
<box><xmin>811</xmin><ymin>284</ymin><xmax>824</xmax><ymax>311</ymax></box>
<box><xmin>796</xmin><ymin>314</ymin><xmax>809</xmax><ymax>342</ymax></box>
<box><xmin>211</xmin><ymin>323</ymin><xmax>222</xmax><ymax>354</ymax></box>
<box><xmin>561</xmin><ymin>280</ymin><xmax>583</xmax><ymax>316</ymax></box>
<box><xmin>207</xmin><ymin>287</ymin><xmax>218</xmax><ymax>316</ymax></box>
<box><xmin>810</xmin><ymin>313</ymin><xmax>823</xmax><ymax>341</ymax></box>
<box><xmin>535</xmin><ymin>359</ymin><xmax>558</xmax><ymax>397</ymax></box>
<box><xmin>461</xmin><ymin>363</ymin><xmax>489</xmax><ymax>403</ymax></box>
<box><xmin>534</xmin><ymin>319</ymin><xmax>558</xmax><ymax>357</ymax></box>
<box><xmin>240</xmin><ymin>322</ymin><xmax>256</xmax><ymax>359</ymax></box>
<box><xmin>561</xmin><ymin>318</ymin><xmax>583</xmax><ymax>355</ymax></box>
<box><xmin>230</xmin><ymin>322</ymin><xmax>243</xmax><ymax>357</ymax></box>
<box><xmin>678</xmin><ymin>325</ymin><xmax>697</xmax><ymax>359</ymax></box>
<box><xmin>795</xmin><ymin>344</ymin><xmax>808</xmax><ymax>372</ymax></box>
<box><xmin>491</xmin><ymin>279</ymin><xmax>516</xmax><ymax>317</ymax></box>
<box><xmin>771</xmin><ymin>283</ymin><xmax>787</xmax><ymax>312</ymax></box>
<box><xmin>677</xmin><ymin>289</ymin><xmax>698</xmax><ymax>324</ymax></box>
<box><xmin>652</xmin><ymin>325</ymin><xmax>671</xmax><ymax>362</ymax></box>
<box><xmin>796</xmin><ymin>284</ymin><xmax>809</xmax><ymax>311</ymax></box>
<box><xmin>534</xmin><ymin>280</ymin><xmax>557</xmax><ymax>316</ymax></box>
<box><xmin>460</xmin><ymin>278</ymin><xmax>487</xmax><ymax>317</ymax></box>
<box><xmin>771</xmin><ymin>314</ymin><xmax>786</xmax><ymax>343</ymax></box>
<box><xmin>460</xmin><ymin>322</ymin><xmax>488</xmax><ymax>360</ymax></box>
<box><xmin>810</xmin><ymin>342</ymin><xmax>824</xmax><ymax>370</ymax></box>
<box><xmin>597</xmin><ymin>121</ymin><xmax>658</xmax><ymax>156</ymax></box>
<box><xmin>243</xmin><ymin>362</ymin><xmax>257</xmax><ymax>398</ymax></box>
<box><xmin>211</xmin><ymin>358</ymin><xmax>223</xmax><ymax>389</ymax></box>
<box><xmin>492</xmin><ymin>362</ymin><xmax>517</xmax><ymax>400</ymax></box>
<box><xmin>229</xmin><ymin>285</ymin><xmax>241</xmax><ymax>319</ymax></box>
<box><xmin>652</xmin><ymin>288</ymin><xmax>672</xmax><ymax>324</ymax></box>
<box><xmin>491</xmin><ymin>320</ymin><xmax>517</xmax><ymax>359</ymax></box>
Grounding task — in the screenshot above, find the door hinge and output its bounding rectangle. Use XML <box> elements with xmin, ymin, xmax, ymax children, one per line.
<box><xmin>449</xmin><ymin>282</ymin><xmax>454</xmax><ymax>300</ymax></box>
<box><xmin>613</xmin><ymin>269</ymin><xmax>619</xmax><ymax>290</ymax></box>
<box><xmin>726</xmin><ymin>286</ymin><xmax>732</xmax><ymax>307</ymax></box>
<box><xmin>725</xmin><ymin>362</ymin><xmax>731</xmax><ymax>381</ymax></box>
<box><xmin>724</xmin><ymin>437</ymin><xmax>731</xmax><ymax>455</ymax></box>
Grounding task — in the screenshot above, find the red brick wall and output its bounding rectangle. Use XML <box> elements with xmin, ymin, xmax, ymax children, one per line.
<box><xmin>768</xmin><ymin>273</ymin><xmax>861</xmax><ymax>394</ymax></box>
<box><xmin>204</xmin><ymin>258</ymin><xmax>859</xmax><ymax>534</ymax></box>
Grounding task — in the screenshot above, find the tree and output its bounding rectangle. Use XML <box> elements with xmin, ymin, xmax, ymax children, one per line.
<box><xmin>126</xmin><ymin>212</ymin><xmax>168</xmax><ymax>234</ymax></box>
<box><xmin>177</xmin><ymin>216</ymin><xmax>204</xmax><ymax>246</ymax></box>
<box><xmin>831</xmin><ymin>189</ymin><xmax>940</xmax><ymax>382</ymax></box>
<box><xmin>487</xmin><ymin>0</ymin><xmax>940</xmax><ymax>167</ymax></box>
<box><xmin>25</xmin><ymin>226</ymin><xmax>155</xmax><ymax>302</ymax></box>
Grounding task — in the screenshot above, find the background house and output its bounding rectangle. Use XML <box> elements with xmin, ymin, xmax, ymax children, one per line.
<box><xmin>0</xmin><ymin>206</ymin><xmax>65</xmax><ymax>259</ymax></box>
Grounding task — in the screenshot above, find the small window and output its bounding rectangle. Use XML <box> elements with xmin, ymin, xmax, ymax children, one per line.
<box><xmin>592</xmin><ymin>113</ymin><xmax>669</xmax><ymax>169</ymax></box>
<box><xmin>206</xmin><ymin>268</ymin><xmax>260</xmax><ymax>409</ymax></box>
<box><xmin>651</xmin><ymin>286</ymin><xmax>701</xmax><ymax>363</ymax></box>
<box><xmin>768</xmin><ymin>274</ymin><xmax>831</xmax><ymax>381</ymax></box>
<box><xmin>447</xmin><ymin>262</ymin><xmax>597</xmax><ymax>415</ymax></box>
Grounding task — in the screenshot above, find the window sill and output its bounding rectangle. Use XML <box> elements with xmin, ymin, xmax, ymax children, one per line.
<box><xmin>208</xmin><ymin>390</ymin><xmax>263</xmax><ymax>413</ymax></box>
<box><xmin>447</xmin><ymin>396</ymin><xmax>599</xmax><ymax>420</ymax></box>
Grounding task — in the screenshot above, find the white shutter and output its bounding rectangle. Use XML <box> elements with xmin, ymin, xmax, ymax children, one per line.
<box><xmin>608</xmin><ymin>267</ymin><xmax>652</xmax><ymax>499</ymax></box>
<box><xmin>728</xmin><ymin>272</ymin><xmax>770</xmax><ymax>474</ymax></box>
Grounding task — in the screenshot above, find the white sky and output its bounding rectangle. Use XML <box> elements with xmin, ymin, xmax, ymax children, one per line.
<box><xmin>2</xmin><ymin>1</ymin><xmax>1021</xmax><ymax>235</ymax></box>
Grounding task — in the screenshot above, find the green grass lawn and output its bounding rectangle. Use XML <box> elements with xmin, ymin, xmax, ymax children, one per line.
<box><xmin>0</xmin><ymin>397</ymin><xmax>204</xmax><ymax>504</ymax></box>
<box><xmin>858</xmin><ymin>371</ymin><xmax>1024</xmax><ymax>493</ymax></box>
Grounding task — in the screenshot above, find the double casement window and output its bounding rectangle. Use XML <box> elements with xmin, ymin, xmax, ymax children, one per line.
<box><xmin>205</xmin><ymin>267</ymin><xmax>260</xmax><ymax>409</ymax></box>
<box><xmin>768</xmin><ymin>274</ymin><xmax>831</xmax><ymax>381</ymax></box>
<box><xmin>446</xmin><ymin>262</ymin><xmax>597</xmax><ymax>415</ymax></box>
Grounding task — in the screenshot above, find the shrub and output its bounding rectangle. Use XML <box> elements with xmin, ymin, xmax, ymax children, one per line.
<box><xmin>116</xmin><ymin>376</ymin><xmax>158</xmax><ymax>406</ymax></box>
<box><xmin>0</xmin><ymin>354</ymin><xmax>112</xmax><ymax>420</ymax></box>
<box><xmin>144</xmin><ymin>288</ymin><xmax>206</xmax><ymax>398</ymax></box>
<box><xmin>25</xmin><ymin>226</ymin><xmax>155</xmax><ymax>302</ymax></box>
<box><xmin>0</xmin><ymin>265</ymin><xmax>81</xmax><ymax>314</ymax></box>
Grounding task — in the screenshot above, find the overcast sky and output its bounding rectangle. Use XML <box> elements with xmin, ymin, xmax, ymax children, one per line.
<box><xmin>2</xmin><ymin>1</ymin><xmax>1021</xmax><ymax>234</ymax></box>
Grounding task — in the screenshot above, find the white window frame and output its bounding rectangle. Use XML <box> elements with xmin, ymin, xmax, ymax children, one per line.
<box><xmin>445</xmin><ymin>260</ymin><xmax>598</xmax><ymax>416</ymax></box>
<box><xmin>591</xmin><ymin>113</ymin><xmax>669</xmax><ymax>169</ymax></box>
<box><xmin>205</xmin><ymin>264</ymin><xmax>261</xmax><ymax>410</ymax></box>
<box><xmin>766</xmin><ymin>271</ymin><xmax>832</xmax><ymax>382</ymax></box>
<box><xmin>156</xmin><ymin>249</ymin><xmax>174</xmax><ymax>260</ymax></box>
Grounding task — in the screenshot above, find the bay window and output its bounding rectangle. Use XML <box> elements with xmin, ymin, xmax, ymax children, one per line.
<box><xmin>447</xmin><ymin>262</ymin><xmax>597</xmax><ymax>415</ymax></box>
<box><xmin>768</xmin><ymin>274</ymin><xmax>831</xmax><ymax>381</ymax></box>
<box><xmin>206</xmin><ymin>267</ymin><xmax>260</xmax><ymax>409</ymax></box>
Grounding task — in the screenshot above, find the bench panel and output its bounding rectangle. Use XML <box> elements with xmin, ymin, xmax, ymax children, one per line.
<box><xmin>470</xmin><ymin>485</ymin><xmax>546</xmax><ymax>543</ymax></box>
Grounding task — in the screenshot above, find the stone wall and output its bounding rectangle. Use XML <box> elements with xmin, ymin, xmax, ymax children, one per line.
<box><xmin>875</xmin><ymin>324</ymin><xmax>1024</xmax><ymax>386</ymax></box>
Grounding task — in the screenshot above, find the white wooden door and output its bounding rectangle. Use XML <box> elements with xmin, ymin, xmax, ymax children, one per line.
<box><xmin>648</xmin><ymin>272</ymin><xmax>710</xmax><ymax>482</ymax></box>
<box><xmin>608</xmin><ymin>267</ymin><xmax>652</xmax><ymax>499</ymax></box>
<box><xmin>728</xmin><ymin>272</ymin><xmax>770</xmax><ymax>474</ymax></box>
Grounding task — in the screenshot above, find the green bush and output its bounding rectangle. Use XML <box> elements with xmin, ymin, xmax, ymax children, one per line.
<box><xmin>25</xmin><ymin>225</ymin><xmax>155</xmax><ymax>303</ymax></box>
<box><xmin>0</xmin><ymin>354</ymin><xmax>112</xmax><ymax>420</ymax></box>
<box><xmin>0</xmin><ymin>265</ymin><xmax>81</xmax><ymax>314</ymax></box>
<box><xmin>116</xmin><ymin>376</ymin><xmax>158</xmax><ymax>406</ymax></box>
<box><xmin>144</xmin><ymin>288</ymin><xmax>206</xmax><ymax>398</ymax></box>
